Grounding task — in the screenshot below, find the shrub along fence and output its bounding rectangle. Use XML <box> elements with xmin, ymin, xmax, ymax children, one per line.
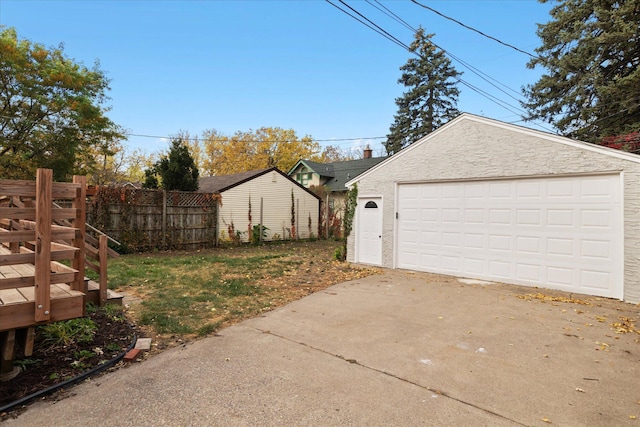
<box><xmin>87</xmin><ymin>187</ymin><xmax>220</xmax><ymax>252</ymax></box>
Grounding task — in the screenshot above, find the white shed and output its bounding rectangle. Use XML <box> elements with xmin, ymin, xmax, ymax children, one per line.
<box><xmin>347</xmin><ymin>114</ymin><xmax>640</xmax><ymax>303</ymax></box>
<box><xmin>199</xmin><ymin>168</ymin><xmax>320</xmax><ymax>243</ymax></box>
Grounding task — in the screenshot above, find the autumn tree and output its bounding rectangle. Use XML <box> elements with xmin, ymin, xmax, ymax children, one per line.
<box><xmin>123</xmin><ymin>148</ymin><xmax>156</xmax><ymax>184</ymax></box>
<box><xmin>319</xmin><ymin>145</ymin><xmax>358</xmax><ymax>162</ymax></box>
<box><xmin>0</xmin><ymin>27</ymin><xmax>124</xmax><ymax>180</ymax></box>
<box><xmin>385</xmin><ymin>28</ymin><xmax>461</xmax><ymax>155</ymax></box>
<box><xmin>83</xmin><ymin>139</ymin><xmax>127</xmax><ymax>186</ymax></box>
<box><xmin>200</xmin><ymin>127</ymin><xmax>320</xmax><ymax>176</ymax></box>
<box><xmin>522</xmin><ymin>0</ymin><xmax>640</xmax><ymax>142</ymax></box>
<box><xmin>147</xmin><ymin>138</ymin><xmax>199</xmax><ymax>191</ymax></box>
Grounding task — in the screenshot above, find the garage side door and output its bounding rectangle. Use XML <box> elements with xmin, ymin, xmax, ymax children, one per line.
<box><xmin>396</xmin><ymin>175</ymin><xmax>623</xmax><ymax>299</ymax></box>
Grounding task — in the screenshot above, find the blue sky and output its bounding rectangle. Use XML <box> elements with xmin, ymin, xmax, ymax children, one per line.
<box><xmin>1</xmin><ymin>0</ymin><xmax>553</xmax><ymax>157</ymax></box>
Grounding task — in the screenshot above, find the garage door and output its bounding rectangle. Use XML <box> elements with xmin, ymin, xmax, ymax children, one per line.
<box><xmin>397</xmin><ymin>174</ymin><xmax>623</xmax><ymax>299</ymax></box>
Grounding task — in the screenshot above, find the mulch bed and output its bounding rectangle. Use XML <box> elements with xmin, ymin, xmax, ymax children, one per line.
<box><xmin>0</xmin><ymin>307</ymin><xmax>135</xmax><ymax>417</ymax></box>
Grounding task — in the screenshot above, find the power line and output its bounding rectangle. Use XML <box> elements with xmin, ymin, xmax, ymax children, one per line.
<box><xmin>327</xmin><ymin>1</ymin><xmax>532</xmax><ymax>122</ymax></box>
<box><xmin>126</xmin><ymin>132</ymin><xmax>386</xmax><ymax>145</ymax></box>
<box><xmin>366</xmin><ymin>1</ymin><xmax>526</xmax><ymax>108</ymax></box>
<box><xmin>366</xmin><ymin>1</ymin><xmax>524</xmax><ymax>102</ymax></box>
<box><xmin>325</xmin><ymin>0</ymin><xmax>411</xmax><ymax>51</ymax></box>
<box><xmin>366</xmin><ymin>0</ymin><xmax>414</xmax><ymax>33</ymax></box>
<box><xmin>409</xmin><ymin>0</ymin><xmax>539</xmax><ymax>59</ymax></box>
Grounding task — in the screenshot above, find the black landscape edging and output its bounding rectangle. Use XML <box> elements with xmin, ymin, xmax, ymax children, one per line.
<box><xmin>0</xmin><ymin>334</ymin><xmax>137</xmax><ymax>414</ymax></box>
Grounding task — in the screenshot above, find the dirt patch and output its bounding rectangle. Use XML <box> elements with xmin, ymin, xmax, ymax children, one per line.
<box><xmin>119</xmin><ymin>240</ymin><xmax>381</xmax><ymax>354</ymax></box>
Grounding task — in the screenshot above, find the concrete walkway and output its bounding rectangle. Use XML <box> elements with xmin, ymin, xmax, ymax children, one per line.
<box><xmin>5</xmin><ymin>270</ymin><xmax>640</xmax><ymax>426</ymax></box>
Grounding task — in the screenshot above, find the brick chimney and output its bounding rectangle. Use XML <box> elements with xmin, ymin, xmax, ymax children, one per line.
<box><xmin>363</xmin><ymin>145</ymin><xmax>372</xmax><ymax>159</ymax></box>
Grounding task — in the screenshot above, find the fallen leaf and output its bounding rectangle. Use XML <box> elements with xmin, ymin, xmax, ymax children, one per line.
<box><xmin>516</xmin><ymin>293</ymin><xmax>592</xmax><ymax>306</ymax></box>
<box><xmin>542</xmin><ymin>417</ymin><xmax>552</xmax><ymax>423</ymax></box>
<box><xmin>630</xmin><ymin>415</ymin><xmax>636</xmax><ymax>420</ymax></box>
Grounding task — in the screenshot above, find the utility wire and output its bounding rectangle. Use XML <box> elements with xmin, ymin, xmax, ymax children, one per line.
<box><xmin>325</xmin><ymin>0</ymin><xmax>411</xmax><ymax>51</ymax></box>
<box><xmin>409</xmin><ymin>0</ymin><xmax>539</xmax><ymax>59</ymax></box>
<box><xmin>328</xmin><ymin>1</ymin><xmax>531</xmax><ymax>121</ymax></box>
<box><xmin>126</xmin><ymin>132</ymin><xmax>386</xmax><ymax>144</ymax></box>
<box><xmin>368</xmin><ymin>0</ymin><xmax>415</xmax><ymax>33</ymax></box>
<box><xmin>367</xmin><ymin>0</ymin><xmax>523</xmax><ymax>101</ymax></box>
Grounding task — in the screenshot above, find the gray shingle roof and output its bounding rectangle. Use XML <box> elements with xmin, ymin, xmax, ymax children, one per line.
<box><xmin>198</xmin><ymin>168</ymin><xmax>271</xmax><ymax>193</ymax></box>
<box><xmin>325</xmin><ymin>157</ymin><xmax>386</xmax><ymax>191</ymax></box>
<box><xmin>294</xmin><ymin>157</ymin><xmax>387</xmax><ymax>192</ymax></box>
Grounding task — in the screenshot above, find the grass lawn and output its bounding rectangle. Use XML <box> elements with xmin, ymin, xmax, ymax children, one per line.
<box><xmin>106</xmin><ymin>240</ymin><xmax>380</xmax><ymax>350</ymax></box>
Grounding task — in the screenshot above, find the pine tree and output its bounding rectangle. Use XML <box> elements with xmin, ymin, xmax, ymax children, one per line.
<box><xmin>522</xmin><ymin>0</ymin><xmax>640</xmax><ymax>143</ymax></box>
<box><xmin>154</xmin><ymin>138</ymin><xmax>199</xmax><ymax>191</ymax></box>
<box><xmin>385</xmin><ymin>28</ymin><xmax>461</xmax><ymax>155</ymax></box>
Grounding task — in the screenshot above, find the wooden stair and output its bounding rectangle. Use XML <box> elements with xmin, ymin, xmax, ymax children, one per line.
<box><xmin>86</xmin><ymin>278</ymin><xmax>123</xmax><ymax>306</ymax></box>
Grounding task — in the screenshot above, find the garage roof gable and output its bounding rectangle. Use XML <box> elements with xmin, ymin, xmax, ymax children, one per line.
<box><xmin>346</xmin><ymin>113</ymin><xmax>640</xmax><ymax>187</ymax></box>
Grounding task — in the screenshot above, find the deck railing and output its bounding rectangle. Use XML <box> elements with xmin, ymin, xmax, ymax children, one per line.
<box><xmin>0</xmin><ymin>169</ymin><xmax>90</xmax><ymax>327</ymax></box>
<box><xmin>0</xmin><ymin>169</ymin><xmax>105</xmax><ymax>375</ymax></box>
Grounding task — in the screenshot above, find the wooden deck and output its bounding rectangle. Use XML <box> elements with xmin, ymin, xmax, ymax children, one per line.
<box><xmin>0</xmin><ymin>254</ymin><xmax>84</xmax><ymax>331</ymax></box>
<box><xmin>0</xmin><ymin>169</ymin><xmax>117</xmax><ymax>376</ymax></box>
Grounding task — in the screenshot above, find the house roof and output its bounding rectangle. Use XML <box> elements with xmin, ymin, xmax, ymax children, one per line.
<box><xmin>289</xmin><ymin>157</ymin><xmax>387</xmax><ymax>192</ymax></box>
<box><xmin>346</xmin><ymin>113</ymin><xmax>640</xmax><ymax>187</ymax></box>
<box><xmin>198</xmin><ymin>167</ymin><xmax>321</xmax><ymax>199</ymax></box>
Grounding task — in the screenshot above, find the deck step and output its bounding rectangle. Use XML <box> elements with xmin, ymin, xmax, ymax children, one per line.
<box><xmin>86</xmin><ymin>279</ymin><xmax>124</xmax><ymax>306</ymax></box>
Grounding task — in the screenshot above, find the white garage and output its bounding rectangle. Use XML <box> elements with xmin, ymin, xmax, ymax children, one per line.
<box><xmin>348</xmin><ymin>114</ymin><xmax>640</xmax><ymax>303</ymax></box>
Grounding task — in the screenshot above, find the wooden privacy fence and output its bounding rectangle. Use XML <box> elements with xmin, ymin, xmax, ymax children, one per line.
<box><xmin>87</xmin><ymin>187</ymin><xmax>220</xmax><ymax>252</ymax></box>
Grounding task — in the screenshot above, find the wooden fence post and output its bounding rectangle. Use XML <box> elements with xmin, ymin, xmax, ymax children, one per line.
<box><xmin>34</xmin><ymin>168</ymin><xmax>52</xmax><ymax>322</ymax></box>
<box><xmin>326</xmin><ymin>194</ymin><xmax>329</xmax><ymax>238</ymax></box>
<box><xmin>214</xmin><ymin>197</ymin><xmax>219</xmax><ymax>247</ymax></box>
<box><xmin>72</xmin><ymin>175</ymin><xmax>86</xmax><ymax>296</ymax></box>
<box><xmin>162</xmin><ymin>190</ymin><xmax>167</xmax><ymax>249</ymax></box>
<box><xmin>99</xmin><ymin>235</ymin><xmax>108</xmax><ymax>305</ymax></box>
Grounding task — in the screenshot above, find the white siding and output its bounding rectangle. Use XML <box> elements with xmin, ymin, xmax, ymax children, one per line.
<box><xmin>219</xmin><ymin>171</ymin><xmax>319</xmax><ymax>242</ymax></box>
<box><xmin>347</xmin><ymin>114</ymin><xmax>640</xmax><ymax>303</ymax></box>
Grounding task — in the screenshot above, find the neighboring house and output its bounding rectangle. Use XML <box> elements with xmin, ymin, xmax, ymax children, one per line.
<box><xmin>346</xmin><ymin>113</ymin><xmax>640</xmax><ymax>304</ymax></box>
<box><xmin>288</xmin><ymin>148</ymin><xmax>386</xmax><ymax>215</ymax></box>
<box><xmin>199</xmin><ymin>167</ymin><xmax>320</xmax><ymax>243</ymax></box>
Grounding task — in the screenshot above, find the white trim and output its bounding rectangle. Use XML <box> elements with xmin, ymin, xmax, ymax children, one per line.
<box><xmin>392</xmin><ymin>170</ymin><xmax>624</xmax><ymax>186</ymax></box>
<box><xmin>393</xmin><ymin>181</ymin><xmax>399</xmax><ymax>270</ymax></box>
<box><xmin>617</xmin><ymin>171</ymin><xmax>625</xmax><ymax>299</ymax></box>
<box><xmin>346</xmin><ymin>113</ymin><xmax>640</xmax><ymax>187</ymax></box>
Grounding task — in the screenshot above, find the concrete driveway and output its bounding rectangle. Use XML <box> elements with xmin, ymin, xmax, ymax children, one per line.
<box><xmin>5</xmin><ymin>270</ymin><xmax>640</xmax><ymax>426</ymax></box>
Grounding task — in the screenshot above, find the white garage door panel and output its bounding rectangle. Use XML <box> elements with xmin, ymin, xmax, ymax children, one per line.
<box><xmin>397</xmin><ymin>175</ymin><xmax>623</xmax><ymax>299</ymax></box>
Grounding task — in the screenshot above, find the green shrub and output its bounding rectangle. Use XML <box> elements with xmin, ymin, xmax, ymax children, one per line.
<box><xmin>251</xmin><ymin>224</ymin><xmax>269</xmax><ymax>244</ymax></box>
<box><xmin>39</xmin><ymin>317</ymin><xmax>97</xmax><ymax>349</ymax></box>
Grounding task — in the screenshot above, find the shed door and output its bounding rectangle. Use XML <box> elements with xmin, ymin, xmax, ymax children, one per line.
<box><xmin>357</xmin><ymin>197</ymin><xmax>383</xmax><ymax>265</ymax></box>
<box><xmin>396</xmin><ymin>174</ymin><xmax>623</xmax><ymax>299</ymax></box>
